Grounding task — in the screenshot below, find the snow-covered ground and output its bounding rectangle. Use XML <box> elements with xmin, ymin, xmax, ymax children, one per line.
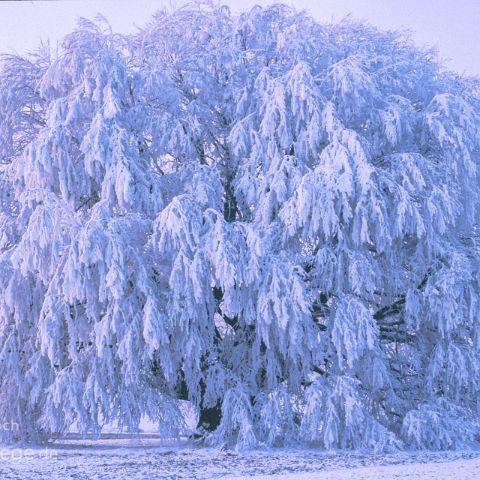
<box><xmin>0</xmin><ymin>437</ymin><xmax>479</xmax><ymax>479</ymax></box>
<box><xmin>233</xmin><ymin>457</ymin><xmax>480</xmax><ymax>480</ymax></box>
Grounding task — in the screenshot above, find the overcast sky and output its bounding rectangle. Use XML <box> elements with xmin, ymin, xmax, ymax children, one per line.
<box><xmin>0</xmin><ymin>0</ymin><xmax>478</xmax><ymax>76</ymax></box>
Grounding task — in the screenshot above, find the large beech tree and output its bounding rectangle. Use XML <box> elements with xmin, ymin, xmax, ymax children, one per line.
<box><xmin>0</xmin><ymin>3</ymin><xmax>479</xmax><ymax>450</ymax></box>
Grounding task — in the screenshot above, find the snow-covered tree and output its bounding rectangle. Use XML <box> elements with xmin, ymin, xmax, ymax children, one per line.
<box><xmin>1</xmin><ymin>3</ymin><xmax>479</xmax><ymax>450</ymax></box>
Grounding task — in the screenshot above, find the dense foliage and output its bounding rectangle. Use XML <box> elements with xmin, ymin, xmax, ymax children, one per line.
<box><xmin>1</xmin><ymin>3</ymin><xmax>479</xmax><ymax>450</ymax></box>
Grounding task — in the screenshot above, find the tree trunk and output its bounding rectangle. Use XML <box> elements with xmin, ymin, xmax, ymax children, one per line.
<box><xmin>198</xmin><ymin>402</ymin><xmax>222</xmax><ymax>432</ymax></box>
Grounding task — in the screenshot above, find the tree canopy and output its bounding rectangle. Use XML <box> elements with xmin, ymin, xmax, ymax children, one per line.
<box><xmin>0</xmin><ymin>2</ymin><xmax>479</xmax><ymax>450</ymax></box>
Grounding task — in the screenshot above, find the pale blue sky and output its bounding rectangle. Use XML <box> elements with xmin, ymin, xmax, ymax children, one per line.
<box><xmin>0</xmin><ymin>0</ymin><xmax>478</xmax><ymax>76</ymax></box>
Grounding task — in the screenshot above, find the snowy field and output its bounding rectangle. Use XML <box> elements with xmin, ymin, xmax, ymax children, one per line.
<box><xmin>0</xmin><ymin>438</ymin><xmax>479</xmax><ymax>480</ymax></box>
